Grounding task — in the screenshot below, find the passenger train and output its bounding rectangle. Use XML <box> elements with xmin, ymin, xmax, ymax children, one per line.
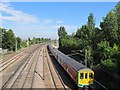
<box><xmin>48</xmin><ymin>45</ymin><xmax>94</xmax><ymax>88</ymax></box>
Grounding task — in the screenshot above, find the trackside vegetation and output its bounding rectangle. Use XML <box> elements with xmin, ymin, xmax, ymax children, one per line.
<box><xmin>0</xmin><ymin>28</ymin><xmax>52</xmax><ymax>52</ymax></box>
<box><xmin>58</xmin><ymin>2</ymin><xmax>120</xmax><ymax>75</ymax></box>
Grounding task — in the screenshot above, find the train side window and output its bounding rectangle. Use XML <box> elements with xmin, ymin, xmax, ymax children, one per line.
<box><xmin>85</xmin><ymin>73</ymin><xmax>87</xmax><ymax>79</ymax></box>
<box><xmin>89</xmin><ymin>73</ymin><xmax>93</xmax><ymax>79</ymax></box>
<box><xmin>80</xmin><ymin>73</ymin><xmax>84</xmax><ymax>79</ymax></box>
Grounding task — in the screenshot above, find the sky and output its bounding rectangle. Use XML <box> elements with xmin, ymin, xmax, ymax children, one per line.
<box><xmin>0</xmin><ymin>1</ymin><xmax>118</xmax><ymax>39</ymax></box>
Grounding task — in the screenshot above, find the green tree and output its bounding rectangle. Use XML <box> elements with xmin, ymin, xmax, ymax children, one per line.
<box><xmin>87</xmin><ymin>13</ymin><xmax>95</xmax><ymax>38</ymax></box>
<box><xmin>1</xmin><ymin>28</ymin><xmax>7</xmax><ymax>49</ymax></box>
<box><xmin>57</xmin><ymin>2</ymin><xmax>120</xmax><ymax>74</ymax></box>
<box><xmin>58</xmin><ymin>26</ymin><xmax>67</xmax><ymax>38</ymax></box>
<box><xmin>97</xmin><ymin>41</ymin><xmax>119</xmax><ymax>73</ymax></box>
<box><xmin>20</xmin><ymin>40</ymin><xmax>27</xmax><ymax>48</ymax></box>
<box><xmin>16</xmin><ymin>37</ymin><xmax>22</xmax><ymax>49</ymax></box>
<box><xmin>2</xmin><ymin>29</ymin><xmax>16</xmax><ymax>51</ymax></box>
<box><xmin>75</xmin><ymin>25</ymin><xmax>88</xmax><ymax>40</ymax></box>
<box><xmin>100</xmin><ymin>11</ymin><xmax>118</xmax><ymax>46</ymax></box>
<box><xmin>0</xmin><ymin>28</ymin><xmax>3</xmax><ymax>48</ymax></box>
<box><xmin>58</xmin><ymin>26</ymin><xmax>68</xmax><ymax>51</ymax></box>
<box><xmin>75</xmin><ymin>28</ymin><xmax>81</xmax><ymax>38</ymax></box>
<box><xmin>7</xmin><ymin>29</ymin><xmax>16</xmax><ymax>51</ymax></box>
<box><xmin>85</xmin><ymin>46</ymin><xmax>93</xmax><ymax>68</ymax></box>
<box><xmin>115</xmin><ymin>2</ymin><xmax>120</xmax><ymax>46</ymax></box>
<box><xmin>85</xmin><ymin>13</ymin><xmax>95</xmax><ymax>67</ymax></box>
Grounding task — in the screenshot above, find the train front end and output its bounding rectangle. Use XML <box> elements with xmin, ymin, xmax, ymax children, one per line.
<box><xmin>77</xmin><ymin>68</ymin><xmax>94</xmax><ymax>88</ymax></box>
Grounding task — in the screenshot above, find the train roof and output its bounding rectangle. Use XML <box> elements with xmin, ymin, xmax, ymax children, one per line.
<box><xmin>48</xmin><ymin>45</ymin><xmax>89</xmax><ymax>71</ymax></box>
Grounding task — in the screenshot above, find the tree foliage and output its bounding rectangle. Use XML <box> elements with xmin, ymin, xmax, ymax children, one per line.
<box><xmin>58</xmin><ymin>2</ymin><xmax>120</xmax><ymax>74</ymax></box>
<box><xmin>1</xmin><ymin>28</ymin><xmax>52</xmax><ymax>52</ymax></box>
<box><xmin>58</xmin><ymin>26</ymin><xmax>67</xmax><ymax>38</ymax></box>
<box><xmin>1</xmin><ymin>28</ymin><xmax>16</xmax><ymax>51</ymax></box>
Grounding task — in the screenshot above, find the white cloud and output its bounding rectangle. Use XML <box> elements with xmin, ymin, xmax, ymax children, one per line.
<box><xmin>56</xmin><ymin>20</ymin><xmax>63</xmax><ymax>24</ymax></box>
<box><xmin>10</xmin><ymin>24</ymin><xmax>59</xmax><ymax>39</ymax></box>
<box><xmin>44</xmin><ymin>19</ymin><xmax>53</xmax><ymax>24</ymax></box>
<box><xmin>0</xmin><ymin>3</ymin><xmax>64</xmax><ymax>25</ymax></box>
<box><xmin>0</xmin><ymin>0</ymin><xmax>11</xmax><ymax>2</ymax></box>
<box><xmin>0</xmin><ymin>3</ymin><xmax>63</xmax><ymax>24</ymax></box>
<box><xmin>43</xmin><ymin>19</ymin><xmax>63</xmax><ymax>24</ymax></box>
<box><xmin>7</xmin><ymin>22</ymin><xmax>77</xmax><ymax>39</ymax></box>
<box><xmin>0</xmin><ymin>3</ymin><xmax>39</xmax><ymax>23</ymax></box>
<box><xmin>1</xmin><ymin>2</ymin><xmax>76</xmax><ymax>39</ymax></box>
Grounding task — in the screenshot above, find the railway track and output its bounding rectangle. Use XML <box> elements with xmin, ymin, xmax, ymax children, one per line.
<box><xmin>0</xmin><ymin>45</ymin><xmax>41</xmax><ymax>73</ymax></box>
<box><xmin>0</xmin><ymin>51</ymin><xmax>26</xmax><ymax>72</ymax></box>
<box><xmin>0</xmin><ymin>46</ymin><xmax>31</xmax><ymax>63</ymax></box>
<box><xmin>32</xmin><ymin>46</ymin><xmax>45</xmax><ymax>88</ymax></box>
<box><xmin>92</xmin><ymin>79</ymin><xmax>109</xmax><ymax>90</ymax></box>
<box><xmin>0</xmin><ymin>44</ymin><xmax>74</xmax><ymax>89</ymax></box>
<box><xmin>1</xmin><ymin>51</ymin><xmax>23</xmax><ymax>62</ymax></box>
<box><xmin>44</xmin><ymin>46</ymin><xmax>67</xmax><ymax>90</ymax></box>
<box><xmin>78</xmin><ymin>79</ymin><xmax>109</xmax><ymax>90</ymax></box>
<box><xmin>21</xmin><ymin>46</ymin><xmax>42</xmax><ymax>88</ymax></box>
<box><xmin>0</xmin><ymin>44</ymin><xmax>42</xmax><ymax>89</ymax></box>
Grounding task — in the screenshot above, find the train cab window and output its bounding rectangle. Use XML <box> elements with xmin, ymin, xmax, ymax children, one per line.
<box><xmin>89</xmin><ymin>73</ymin><xmax>93</xmax><ymax>79</ymax></box>
<box><xmin>85</xmin><ymin>73</ymin><xmax>87</xmax><ymax>79</ymax></box>
<box><xmin>80</xmin><ymin>73</ymin><xmax>84</xmax><ymax>79</ymax></box>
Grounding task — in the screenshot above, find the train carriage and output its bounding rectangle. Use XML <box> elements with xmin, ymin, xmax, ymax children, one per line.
<box><xmin>48</xmin><ymin>45</ymin><xmax>94</xmax><ymax>88</ymax></box>
<box><xmin>61</xmin><ymin>60</ymin><xmax>67</xmax><ymax>70</ymax></box>
<box><xmin>67</xmin><ymin>63</ymin><xmax>77</xmax><ymax>82</ymax></box>
<box><xmin>57</xmin><ymin>56</ymin><xmax>61</xmax><ymax>64</ymax></box>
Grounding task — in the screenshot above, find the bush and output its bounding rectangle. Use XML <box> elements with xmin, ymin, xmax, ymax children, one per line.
<box><xmin>100</xmin><ymin>59</ymin><xmax>118</xmax><ymax>72</ymax></box>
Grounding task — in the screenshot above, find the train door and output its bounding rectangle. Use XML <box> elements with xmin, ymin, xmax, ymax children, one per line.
<box><xmin>84</xmin><ymin>72</ymin><xmax>89</xmax><ymax>84</ymax></box>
